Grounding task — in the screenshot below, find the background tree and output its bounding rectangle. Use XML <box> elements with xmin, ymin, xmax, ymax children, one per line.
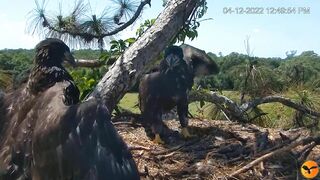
<box><xmin>285</xmin><ymin>50</ymin><xmax>297</xmax><ymax>59</ymax></box>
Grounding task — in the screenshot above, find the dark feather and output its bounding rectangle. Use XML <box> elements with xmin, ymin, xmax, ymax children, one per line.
<box><xmin>27</xmin><ymin>38</ymin><xmax>79</xmax><ymax>101</ymax></box>
<box><xmin>139</xmin><ymin>46</ymin><xmax>193</xmax><ymax>139</ymax></box>
<box><xmin>30</xmin><ymin>85</ymin><xmax>139</xmax><ymax>179</ymax></box>
<box><xmin>159</xmin><ymin>46</ymin><xmax>194</xmax><ymax>89</ymax></box>
<box><xmin>139</xmin><ymin>45</ymin><xmax>219</xmax><ymax>141</ymax></box>
<box><xmin>0</xmin><ymin>38</ymin><xmax>139</xmax><ymax>180</ymax></box>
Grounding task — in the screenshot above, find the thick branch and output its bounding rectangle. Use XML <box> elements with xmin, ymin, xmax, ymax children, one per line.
<box><xmin>188</xmin><ymin>90</ymin><xmax>320</xmax><ymax>122</ymax></box>
<box><xmin>64</xmin><ymin>57</ymin><xmax>116</xmax><ymax>68</ymax></box>
<box><xmin>75</xmin><ymin>59</ymin><xmax>102</xmax><ymax>68</ymax></box>
<box><xmin>63</xmin><ymin>59</ymin><xmax>102</xmax><ymax>68</ymax></box>
<box><xmin>189</xmin><ymin>90</ymin><xmax>245</xmax><ymax>121</ymax></box>
<box><xmin>89</xmin><ymin>0</ymin><xmax>198</xmax><ymax>111</ymax></box>
<box><xmin>240</xmin><ymin>96</ymin><xmax>320</xmax><ymax>117</ymax></box>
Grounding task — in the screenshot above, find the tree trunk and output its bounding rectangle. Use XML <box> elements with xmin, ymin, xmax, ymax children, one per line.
<box><xmin>89</xmin><ymin>0</ymin><xmax>198</xmax><ymax>111</ymax></box>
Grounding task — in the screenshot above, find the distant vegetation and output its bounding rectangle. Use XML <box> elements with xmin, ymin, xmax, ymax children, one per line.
<box><xmin>202</xmin><ymin>50</ymin><xmax>320</xmax><ymax>92</ymax></box>
<box><xmin>1</xmin><ymin>48</ymin><xmax>319</xmax><ymax>91</ymax></box>
<box><xmin>1</xmin><ymin>48</ymin><xmax>319</xmax><ymax>129</ymax></box>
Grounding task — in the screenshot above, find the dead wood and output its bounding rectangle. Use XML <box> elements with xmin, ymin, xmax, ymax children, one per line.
<box><xmin>189</xmin><ymin>90</ymin><xmax>320</xmax><ymax>122</ymax></box>
<box><xmin>112</xmin><ymin>121</ymin><xmax>142</xmax><ymax>127</ymax></box>
<box><xmin>296</xmin><ymin>142</ymin><xmax>317</xmax><ymax>164</ymax></box>
<box><xmin>151</xmin><ymin>139</ymin><xmax>198</xmax><ymax>156</ymax></box>
<box><xmin>240</xmin><ymin>96</ymin><xmax>320</xmax><ymax>117</ymax></box>
<box><xmin>229</xmin><ymin>136</ymin><xmax>320</xmax><ymax>178</ymax></box>
<box><xmin>128</xmin><ymin>145</ymin><xmax>152</xmax><ymax>151</ymax></box>
<box><xmin>254</xmin><ymin>133</ymin><xmax>300</xmax><ymax>157</ymax></box>
<box><xmin>116</xmin><ymin>118</ymin><xmax>320</xmax><ymax>179</ymax></box>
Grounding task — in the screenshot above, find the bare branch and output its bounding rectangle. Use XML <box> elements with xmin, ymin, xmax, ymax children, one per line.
<box><xmin>240</xmin><ymin>96</ymin><xmax>320</xmax><ymax>117</ymax></box>
<box><xmin>75</xmin><ymin>59</ymin><xmax>103</xmax><ymax>68</ymax></box>
<box><xmin>151</xmin><ymin>139</ymin><xmax>198</xmax><ymax>156</ymax></box>
<box><xmin>229</xmin><ymin>136</ymin><xmax>320</xmax><ymax>178</ymax></box>
<box><xmin>63</xmin><ymin>59</ymin><xmax>103</xmax><ymax>68</ymax></box>
<box><xmin>189</xmin><ymin>90</ymin><xmax>320</xmax><ymax>122</ymax></box>
<box><xmin>188</xmin><ymin>90</ymin><xmax>246</xmax><ymax>121</ymax></box>
<box><xmin>128</xmin><ymin>145</ymin><xmax>152</xmax><ymax>151</ymax></box>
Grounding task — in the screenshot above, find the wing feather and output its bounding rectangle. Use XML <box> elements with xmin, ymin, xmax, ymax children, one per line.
<box><xmin>31</xmin><ymin>82</ymin><xmax>139</xmax><ymax>180</ymax></box>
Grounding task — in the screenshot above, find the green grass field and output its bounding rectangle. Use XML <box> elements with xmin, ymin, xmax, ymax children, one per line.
<box><xmin>118</xmin><ymin>90</ymin><xmax>320</xmax><ymax>129</ymax></box>
<box><xmin>118</xmin><ymin>93</ymin><xmax>141</xmax><ymax>113</ymax></box>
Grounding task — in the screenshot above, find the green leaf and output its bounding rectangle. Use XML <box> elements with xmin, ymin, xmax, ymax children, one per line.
<box><xmin>110</xmin><ymin>44</ymin><xmax>118</xmax><ymax>50</ymax></box>
<box><xmin>125</xmin><ymin>38</ymin><xmax>136</xmax><ymax>45</ymax></box>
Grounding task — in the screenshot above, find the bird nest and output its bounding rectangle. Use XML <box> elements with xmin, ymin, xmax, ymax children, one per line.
<box><xmin>114</xmin><ymin>118</ymin><xmax>320</xmax><ymax>179</ymax></box>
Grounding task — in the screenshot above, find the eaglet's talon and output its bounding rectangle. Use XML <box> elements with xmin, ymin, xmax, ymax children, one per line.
<box><xmin>181</xmin><ymin>127</ymin><xmax>195</xmax><ymax>139</ymax></box>
<box><xmin>153</xmin><ymin>134</ymin><xmax>165</xmax><ymax>144</ymax></box>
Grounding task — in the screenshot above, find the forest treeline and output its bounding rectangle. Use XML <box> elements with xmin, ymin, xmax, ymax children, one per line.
<box><xmin>1</xmin><ymin>48</ymin><xmax>319</xmax><ymax>94</ymax></box>
<box><xmin>204</xmin><ymin>50</ymin><xmax>320</xmax><ymax>93</ymax></box>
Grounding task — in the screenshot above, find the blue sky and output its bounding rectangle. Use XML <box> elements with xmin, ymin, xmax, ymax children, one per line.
<box><xmin>0</xmin><ymin>0</ymin><xmax>319</xmax><ymax>58</ymax></box>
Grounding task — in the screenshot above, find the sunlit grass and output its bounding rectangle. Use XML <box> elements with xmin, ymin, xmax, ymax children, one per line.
<box><xmin>257</xmin><ymin>103</ymin><xmax>295</xmax><ymax>128</ymax></box>
<box><xmin>118</xmin><ymin>92</ymin><xmax>140</xmax><ymax>113</ymax></box>
<box><xmin>118</xmin><ymin>90</ymin><xmax>320</xmax><ymax>129</ymax></box>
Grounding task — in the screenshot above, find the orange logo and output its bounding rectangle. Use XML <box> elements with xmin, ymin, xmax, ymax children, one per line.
<box><xmin>301</xmin><ymin>160</ymin><xmax>319</xmax><ymax>179</ymax></box>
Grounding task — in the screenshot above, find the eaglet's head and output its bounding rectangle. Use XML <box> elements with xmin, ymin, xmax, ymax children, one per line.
<box><xmin>35</xmin><ymin>38</ymin><xmax>76</xmax><ymax>67</ymax></box>
<box><xmin>163</xmin><ymin>45</ymin><xmax>184</xmax><ymax>71</ymax></box>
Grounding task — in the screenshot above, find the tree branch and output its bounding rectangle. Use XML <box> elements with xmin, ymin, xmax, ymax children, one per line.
<box><xmin>63</xmin><ymin>59</ymin><xmax>103</xmax><ymax>68</ymax></box>
<box><xmin>188</xmin><ymin>90</ymin><xmax>246</xmax><ymax>121</ymax></box>
<box><xmin>240</xmin><ymin>96</ymin><xmax>320</xmax><ymax>117</ymax></box>
<box><xmin>229</xmin><ymin>136</ymin><xmax>320</xmax><ymax>178</ymax></box>
<box><xmin>41</xmin><ymin>0</ymin><xmax>151</xmax><ymax>42</ymax></box>
<box><xmin>188</xmin><ymin>90</ymin><xmax>320</xmax><ymax>122</ymax></box>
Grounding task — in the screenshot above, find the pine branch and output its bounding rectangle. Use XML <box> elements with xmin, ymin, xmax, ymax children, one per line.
<box><xmin>30</xmin><ymin>0</ymin><xmax>151</xmax><ymax>44</ymax></box>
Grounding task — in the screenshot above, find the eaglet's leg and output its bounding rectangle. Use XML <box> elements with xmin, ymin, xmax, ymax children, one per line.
<box><xmin>177</xmin><ymin>96</ymin><xmax>194</xmax><ymax>139</ymax></box>
<box><xmin>151</xmin><ymin>109</ymin><xmax>165</xmax><ymax>144</ymax></box>
<box><xmin>142</xmin><ymin>104</ymin><xmax>165</xmax><ymax>144</ymax></box>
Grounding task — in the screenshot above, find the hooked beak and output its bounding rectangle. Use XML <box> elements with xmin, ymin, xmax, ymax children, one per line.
<box><xmin>64</xmin><ymin>51</ymin><xmax>76</xmax><ymax>67</ymax></box>
<box><xmin>165</xmin><ymin>54</ymin><xmax>180</xmax><ymax>71</ymax></box>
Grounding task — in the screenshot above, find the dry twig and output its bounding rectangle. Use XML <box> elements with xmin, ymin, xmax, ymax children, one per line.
<box><xmin>128</xmin><ymin>145</ymin><xmax>152</xmax><ymax>151</ymax></box>
<box><xmin>229</xmin><ymin>136</ymin><xmax>320</xmax><ymax>178</ymax></box>
<box><xmin>151</xmin><ymin>139</ymin><xmax>198</xmax><ymax>156</ymax></box>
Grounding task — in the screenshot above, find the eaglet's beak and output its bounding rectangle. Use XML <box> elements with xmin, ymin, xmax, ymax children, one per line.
<box><xmin>64</xmin><ymin>51</ymin><xmax>77</xmax><ymax>67</ymax></box>
<box><xmin>165</xmin><ymin>54</ymin><xmax>180</xmax><ymax>71</ymax></box>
